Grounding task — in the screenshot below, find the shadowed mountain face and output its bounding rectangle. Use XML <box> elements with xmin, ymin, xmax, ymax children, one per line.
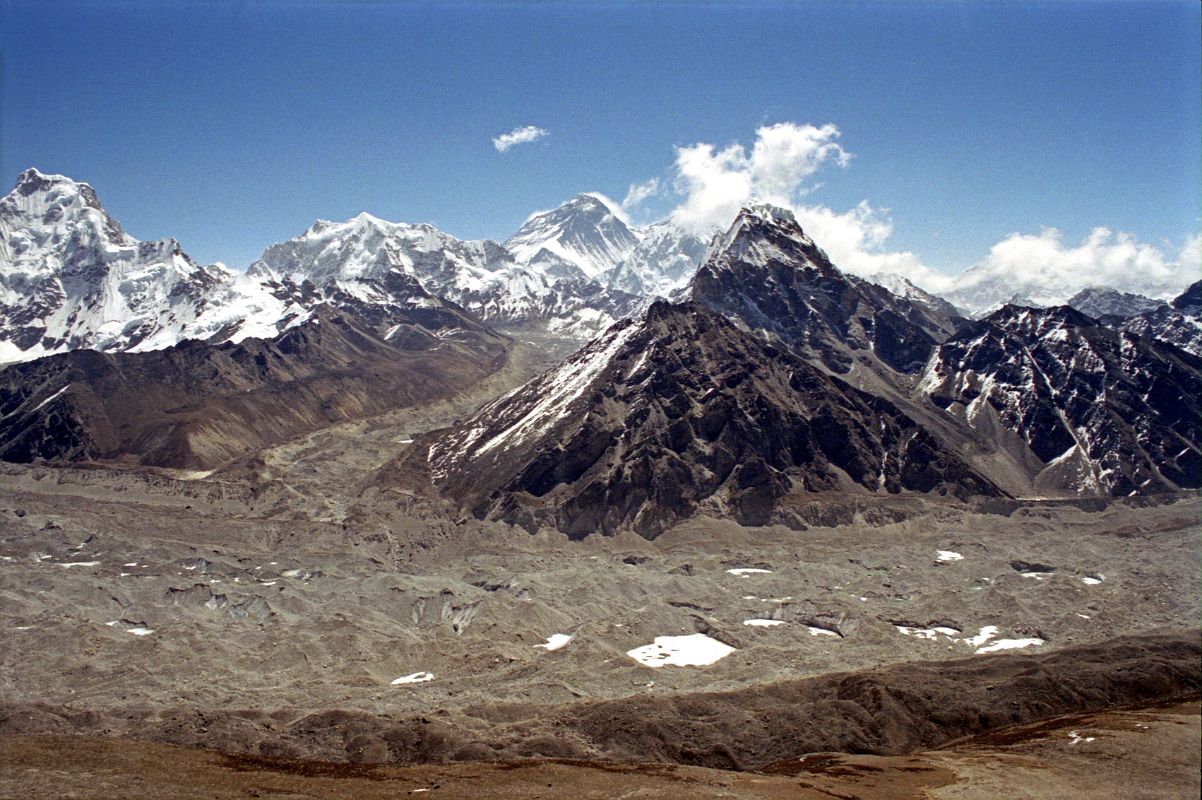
<box><xmin>688</xmin><ymin>205</ymin><xmax>960</xmax><ymax>374</ymax></box>
<box><xmin>1116</xmin><ymin>280</ymin><xmax>1202</xmax><ymax>358</ymax></box>
<box><xmin>428</xmin><ymin>300</ymin><xmax>1000</xmax><ymax>539</ymax></box>
<box><xmin>419</xmin><ymin>206</ymin><xmax>1200</xmax><ymax>536</ymax></box>
<box><xmin>0</xmin><ymin>307</ymin><xmax>509</xmax><ymax>470</ymax></box>
<box><xmin>919</xmin><ymin>304</ymin><xmax>1202</xmax><ymax>495</ymax></box>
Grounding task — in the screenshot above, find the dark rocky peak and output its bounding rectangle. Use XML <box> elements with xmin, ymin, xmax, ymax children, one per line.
<box><xmin>1172</xmin><ymin>280</ymin><xmax>1201</xmax><ymax>315</ymax></box>
<box><xmin>689</xmin><ymin>205</ymin><xmax>951</xmax><ymax>374</ymax></box>
<box><xmin>426</xmin><ymin>300</ymin><xmax>1000</xmax><ymax>539</ymax></box>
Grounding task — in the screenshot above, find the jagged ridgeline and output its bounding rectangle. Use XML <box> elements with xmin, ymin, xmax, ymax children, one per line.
<box><xmin>2</xmin><ymin>171</ymin><xmax>1199</xmax><ymax>533</ymax></box>
<box><xmin>422</xmin><ymin>205</ymin><xmax>1201</xmax><ymax>537</ymax></box>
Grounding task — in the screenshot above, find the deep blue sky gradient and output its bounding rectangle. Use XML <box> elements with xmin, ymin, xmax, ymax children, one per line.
<box><xmin>2</xmin><ymin>0</ymin><xmax>1199</xmax><ymax>271</ymax></box>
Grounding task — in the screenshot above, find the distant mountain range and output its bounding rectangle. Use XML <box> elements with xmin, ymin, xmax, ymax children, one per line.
<box><xmin>0</xmin><ymin>171</ymin><xmax>711</xmax><ymax>364</ymax></box>
<box><xmin>3</xmin><ymin>168</ymin><xmax>1197</xmax><ymax>364</ymax></box>
<box><xmin>1</xmin><ymin>168</ymin><xmax>1199</xmax><ymax>527</ymax></box>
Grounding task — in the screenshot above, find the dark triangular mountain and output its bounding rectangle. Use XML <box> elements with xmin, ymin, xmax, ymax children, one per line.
<box><xmin>1172</xmin><ymin>280</ymin><xmax>1201</xmax><ymax>314</ymax></box>
<box><xmin>688</xmin><ymin>204</ymin><xmax>961</xmax><ymax>374</ymax></box>
<box><xmin>918</xmin><ymin>304</ymin><xmax>1202</xmax><ymax>495</ymax></box>
<box><xmin>424</xmin><ymin>300</ymin><xmax>1001</xmax><ymax>539</ymax></box>
<box><xmin>0</xmin><ymin>305</ymin><xmax>509</xmax><ymax>470</ymax></box>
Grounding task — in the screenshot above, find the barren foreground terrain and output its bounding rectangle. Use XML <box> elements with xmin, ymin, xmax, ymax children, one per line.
<box><xmin>0</xmin><ymin>362</ymin><xmax>1198</xmax><ymax>794</ymax></box>
<box><xmin>2</xmin><ymin>701</ymin><xmax>1197</xmax><ymax>798</ymax></box>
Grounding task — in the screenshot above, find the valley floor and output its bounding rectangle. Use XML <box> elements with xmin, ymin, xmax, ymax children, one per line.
<box><xmin>0</xmin><ymin>367</ymin><xmax>1198</xmax><ymax>790</ymax></box>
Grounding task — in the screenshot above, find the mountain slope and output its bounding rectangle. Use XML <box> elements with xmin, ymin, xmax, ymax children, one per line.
<box><xmin>917</xmin><ymin>304</ymin><xmax>1202</xmax><ymax>495</ymax></box>
<box><xmin>688</xmin><ymin>205</ymin><xmax>959</xmax><ymax>374</ymax></box>
<box><xmin>505</xmin><ymin>194</ymin><xmax>641</xmax><ymax>280</ymax></box>
<box><xmin>1116</xmin><ymin>280</ymin><xmax>1202</xmax><ymax>357</ymax></box>
<box><xmin>425</xmin><ymin>300</ymin><xmax>1001</xmax><ymax>538</ymax></box>
<box><xmin>0</xmin><ymin>306</ymin><xmax>509</xmax><ymax>470</ymax></box>
<box><xmin>1066</xmin><ymin>287</ymin><xmax>1165</xmax><ymax>321</ymax></box>
<box><xmin>250</xmin><ymin>211</ymin><xmax>639</xmax><ymax>337</ymax></box>
<box><xmin>0</xmin><ymin>169</ymin><xmax>297</xmax><ymax>363</ymax></box>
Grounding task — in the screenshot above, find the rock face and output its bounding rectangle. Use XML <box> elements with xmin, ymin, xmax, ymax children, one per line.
<box><xmin>428</xmin><ymin>300</ymin><xmax>1000</xmax><ymax>538</ymax></box>
<box><xmin>0</xmin><ymin>169</ymin><xmax>295</xmax><ymax>363</ymax></box>
<box><xmin>689</xmin><ymin>205</ymin><xmax>958</xmax><ymax>374</ymax></box>
<box><xmin>1066</xmin><ymin>287</ymin><xmax>1165</xmax><ymax>321</ymax></box>
<box><xmin>1172</xmin><ymin>280</ymin><xmax>1202</xmax><ymax>315</ymax></box>
<box><xmin>0</xmin><ymin>306</ymin><xmax>509</xmax><ymax>469</ymax></box>
<box><xmin>1115</xmin><ymin>281</ymin><xmax>1202</xmax><ymax>357</ymax></box>
<box><xmin>918</xmin><ymin>304</ymin><xmax>1202</xmax><ymax>495</ymax></box>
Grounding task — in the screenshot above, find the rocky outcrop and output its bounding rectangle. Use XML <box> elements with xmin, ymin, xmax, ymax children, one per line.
<box><xmin>918</xmin><ymin>304</ymin><xmax>1202</xmax><ymax>495</ymax></box>
<box><xmin>689</xmin><ymin>205</ymin><xmax>958</xmax><ymax>374</ymax></box>
<box><xmin>428</xmin><ymin>301</ymin><xmax>999</xmax><ymax>538</ymax></box>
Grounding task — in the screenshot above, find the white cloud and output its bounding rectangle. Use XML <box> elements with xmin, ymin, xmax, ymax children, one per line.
<box><xmin>639</xmin><ymin>121</ymin><xmax>1200</xmax><ymax>311</ymax></box>
<box><xmin>493</xmin><ymin>125</ymin><xmax>549</xmax><ymax>153</ymax></box>
<box><xmin>621</xmin><ymin>177</ymin><xmax>660</xmax><ymax>211</ymax></box>
<box><xmin>949</xmin><ymin>227</ymin><xmax>1200</xmax><ymax>310</ymax></box>
<box><xmin>581</xmin><ymin>191</ymin><xmax>632</xmax><ymax>226</ymax></box>
<box><xmin>792</xmin><ymin>202</ymin><xmax>953</xmax><ymax>292</ymax></box>
<box><xmin>1179</xmin><ymin>232</ymin><xmax>1201</xmax><ymax>277</ymax></box>
<box><xmin>668</xmin><ymin>122</ymin><xmax>849</xmax><ymax>233</ymax></box>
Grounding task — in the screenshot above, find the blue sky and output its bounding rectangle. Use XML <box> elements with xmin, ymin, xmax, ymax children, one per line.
<box><xmin>2</xmin><ymin>0</ymin><xmax>1199</xmax><ymax>277</ymax></box>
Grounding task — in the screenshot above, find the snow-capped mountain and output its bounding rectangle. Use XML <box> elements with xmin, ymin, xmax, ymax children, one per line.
<box><xmin>1066</xmin><ymin>287</ymin><xmax>1165</xmax><ymax>321</ymax></box>
<box><xmin>918</xmin><ymin>304</ymin><xmax>1201</xmax><ymax>496</ymax></box>
<box><xmin>865</xmin><ymin>272</ymin><xmax>965</xmax><ymax>325</ymax></box>
<box><xmin>505</xmin><ymin>194</ymin><xmax>641</xmax><ymax>280</ymax></box>
<box><xmin>603</xmin><ymin>220</ymin><xmax>711</xmax><ymax>298</ymax></box>
<box><xmin>0</xmin><ymin>169</ymin><xmax>299</xmax><ymax>363</ymax></box>
<box><xmin>426</xmin><ymin>299</ymin><xmax>1000</xmax><ymax>538</ymax></box>
<box><xmin>248</xmin><ymin>211</ymin><xmax>640</xmax><ymax>338</ymax></box>
<box><xmin>688</xmin><ymin>204</ymin><xmax>959</xmax><ymax>374</ymax></box>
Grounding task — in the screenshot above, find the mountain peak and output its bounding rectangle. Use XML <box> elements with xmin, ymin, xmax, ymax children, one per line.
<box><xmin>505</xmin><ymin>193</ymin><xmax>640</xmax><ymax>279</ymax></box>
<box><xmin>690</xmin><ymin>205</ymin><xmax>963</xmax><ymax>373</ymax></box>
<box><xmin>14</xmin><ymin>167</ymin><xmax>77</xmax><ymax>192</ymax></box>
<box><xmin>702</xmin><ymin>203</ymin><xmax>817</xmax><ymax>268</ymax></box>
<box><xmin>738</xmin><ymin>202</ymin><xmax>799</xmax><ymax>226</ymax></box>
<box><xmin>986</xmin><ymin>303</ymin><xmax>1097</xmax><ymax>330</ymax></box>
<box><xmin>7</xmin><ymin>167</ymin><xmax>103</xmax><ymax>213</ymax></box>
<box><xmin>1065</xmin><ymin>287</ymin><xmax>1164</xmax><ymax>320</ymax></box>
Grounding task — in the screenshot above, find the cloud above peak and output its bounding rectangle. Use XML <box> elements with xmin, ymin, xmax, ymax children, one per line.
<box><xmin>621</xmin><ymin>177</ymin><xmax>661</xmax><ymax>212</ymax></box>
<box><xmin>669</xmin><ymin>122</ymin><xmax>850</xmax><ymax>233</ymax></box>
<box><xmin>493</xmin><ymin>125</ymin><xmax>549</xmax><ymax>153</ymax></box>
<box><xmin>646</xmin><ymin>121</ymin><xmax>1198</xmax><ymax>307</ymax></box>
<box><xmin>948</xmin><ymin>226</ymin><xmax>1201</xmax><ymax>308</ymax></box>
